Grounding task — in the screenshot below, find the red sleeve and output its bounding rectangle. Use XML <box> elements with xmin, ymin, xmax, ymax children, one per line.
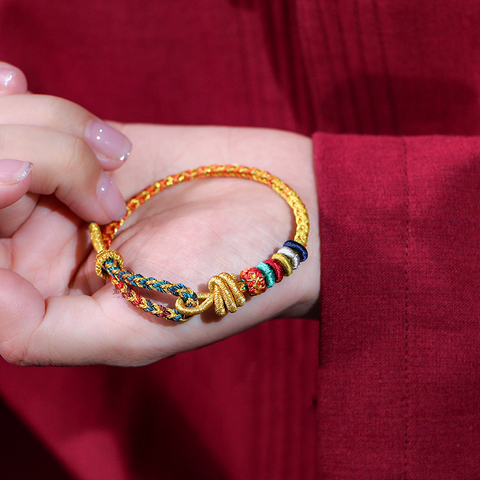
<box><xmin>315</xmin><ymin>132</ymin><xmax>480</xmax><ymax>478</ymax></box>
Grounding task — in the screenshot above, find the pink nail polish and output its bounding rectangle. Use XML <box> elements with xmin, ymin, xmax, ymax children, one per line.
<box><xmin>0</xmin><ymin>68</ymin><xmax>28</xmax><ymax>95</ymax></box>
<box><xmin>97</xmin><ymin>172</ymin><xmax>127</xmax><ymax>221</ymax></box>
<box><xmin>0</xmin><ymin>159</ymin><xmax>33</xmax><ymax>185</ymax></box>
<box><xmin>85</xmin><ymin>120</ymin><xmax>132</xmax><ymax>163</ymax></box>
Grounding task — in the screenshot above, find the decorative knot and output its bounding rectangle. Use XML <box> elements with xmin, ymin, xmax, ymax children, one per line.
<box><xmin>95</xmin><ymin>250</ymin><xmax>124</xmax><ymax>279</ymax></box>
<box><xmin>89</xmin><ymin>222</ymin><xmax>124</xmax><ymax>279</ymax></box>
<box><xmin>175</xmin><ymin>273</ymin><xmax>246</xmax><ymax>317</ymax></box>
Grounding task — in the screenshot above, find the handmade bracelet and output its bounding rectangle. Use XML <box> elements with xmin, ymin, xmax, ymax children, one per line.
<box><xmin>89</xmin><ymin>164</ymin><xmax>309</xmax><ymax>321</ymax></box>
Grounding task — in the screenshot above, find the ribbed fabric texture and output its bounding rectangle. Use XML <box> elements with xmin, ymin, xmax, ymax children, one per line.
<box><xmin>316</xmin><ymin>133</ymin><xmax>480</xmax><ymax>478</ymax></box>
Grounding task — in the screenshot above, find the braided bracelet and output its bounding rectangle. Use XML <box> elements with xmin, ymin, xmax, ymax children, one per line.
<box><xmin>89</xmin><ymin>164</ymin><xmax>309</xmax><ymax>321</ymax></box>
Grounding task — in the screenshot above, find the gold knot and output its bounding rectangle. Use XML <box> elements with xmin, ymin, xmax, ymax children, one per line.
<box><xmin>208</xmin><ymin>272</ymin><xmax>246</xmax><ymax>315</ymax></box>
<box><xmin>175</xmin><ymin>273</ymin><xmax>246</xmax><ymax>317</ymax></box>
<box><xmin>95</xmin><ymin>250</ymin><xmax>124</xmax><ymax>279</ymax></box>
<box><xmin>89</xmin><ymin>223</ymin><xmax>124</xmax><ymax>279</ymax></box>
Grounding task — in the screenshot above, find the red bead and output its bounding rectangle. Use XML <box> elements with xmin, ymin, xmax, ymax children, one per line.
<box><xmin>240</xmin><ymin>267</ymin><xmax>267</xmax><ymax>296</ymax></box>
<box><xmin>264</xmin><ymin>258</ymin><xmax>284</xmax><ymax>283</ymax></box>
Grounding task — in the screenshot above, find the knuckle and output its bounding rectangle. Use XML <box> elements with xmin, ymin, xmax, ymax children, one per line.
<box><xmin>37</xmin><ymin>95</ymin><xmax>89</xmax><ymax>136</ymax></box>
<box><xmin>41</xmin><ymin>95</ymin><xmax>74</xmax><ymax>127</ymax></box>
<box><xmin>38</xmin><ymin>95</ymin><xmax>65</xmax><ymax>125</ymax></box>
<box><xmin>62</xmin><ymin>135</ymin><xmax>89</xmax><ymax>176</ymax></box>
<box><xmin>56</xmin><ymin>135</ymin><xmax>97</xmax><ymax>208</ymax></box>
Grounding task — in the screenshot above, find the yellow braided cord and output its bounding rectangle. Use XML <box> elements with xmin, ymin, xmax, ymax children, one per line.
<box><xmin>102</xmin><ymin>165</ymin><xmax>309</xmax><ymax>248</ymax></box>
<box><xmin>90</xmin><ymin>164</ymin><xmax>309</xmax><ymax>321</ymax></box>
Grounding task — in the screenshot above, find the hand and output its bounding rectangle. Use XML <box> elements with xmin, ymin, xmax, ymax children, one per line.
<box><xmin>0</xmin><ymin>62</ymin><xmax>132</xmax><ymax>237</ymax></box>
<box><xmin>0</xmin><ymin>124</ymin><xmax>320</xmax><ymax>367</ymax></box>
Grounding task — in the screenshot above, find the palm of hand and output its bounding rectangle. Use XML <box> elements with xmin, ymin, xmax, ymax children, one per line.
<box><xmin>0</xmin><ymin>125</ymin><xmax>319</xmax><ymax>366</ymax></box>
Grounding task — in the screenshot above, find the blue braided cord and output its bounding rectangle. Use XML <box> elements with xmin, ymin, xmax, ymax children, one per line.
<box><xmin>104</xmin><ymin>260</ymin><xmax>188</xmax><ymax>322</ymax></box>
<box><xmin>105</xmin><ymin>261</ymin><xmax>197</xmax><ymax>303</ymax></box>
<box><xmin>142</xmin><ymin>298</ymin><xmax>157</xmax><ymax>313</ymax></box>
<box><xmin>105</xmin><ymin>262</ymin><xmax>198</xmax><ymax>302</ymax></box>
<box><xmin>165</xmin><ymin>284</ymin><xmax>197</xmax><ymax>303</ymax></box>
<box><xmin>103</xmin><ymin>259</ymin><xmax>115</xmax><ymax>275</ymax></box>
<box><xmin>143</xmin><ymin>298</ymin><xmax>185</xmax><ymax>321</ymax></box>
<box><xmin>169</xmin><ymin>310</ymin><xmax>188</xmax><ymax>322</ymax></box>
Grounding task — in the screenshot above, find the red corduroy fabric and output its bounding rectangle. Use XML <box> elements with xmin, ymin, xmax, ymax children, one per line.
<box><xmin>0</xmin><ymin>1</ymin><xmax>479</xmax><ymax>478</ymax></box>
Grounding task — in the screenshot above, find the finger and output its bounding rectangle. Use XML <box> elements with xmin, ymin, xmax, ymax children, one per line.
<box><xmin>0</xmin><ymin>193</ymin><xmax>37</xmax><ymax>238</ymax></box>
<box><xmin>0</xmin><ymin>62</ymin><xmax>28</xmax><ymax>96</ymax></box>
<box><xmin>0</xmin><ymin>126</ymin><xmax>126</xmax><ymax>226</ymax></box>
<box><xmin>0</xmin><ymin>95</ymin><xmax>132</xmax><ymax>170</ymax></box>
<box><xmin>0</xmin><ymin>159</ymin><xmax>34</xmax><ymax>237</ymax></box>
<box><xmin>0</xmin><ymin>159</ymin><xmax>32</xmax><ymax>207</ymax></box>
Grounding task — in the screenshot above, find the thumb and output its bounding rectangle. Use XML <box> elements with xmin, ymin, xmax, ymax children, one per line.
<box><xmin>0</xmin><ymin>268</ymin><xmax>45</xmax><ymax>365</ymax></box>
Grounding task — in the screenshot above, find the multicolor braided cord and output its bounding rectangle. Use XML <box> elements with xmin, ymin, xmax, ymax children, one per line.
<box><xmin>89</xmin><ymin>164</ymin><xmax>309</xmax><ymax>321</ymax></box>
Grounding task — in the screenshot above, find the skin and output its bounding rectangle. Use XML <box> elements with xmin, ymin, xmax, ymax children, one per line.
<box><xmin>0</xmin><ymin>66</ymin><xmax>320</xmax><ymax>367</ymax></box>
<box><xmin>0</xmin><ymin>94</ymin><xmax>128</xmax><ymax>235</ymax></box>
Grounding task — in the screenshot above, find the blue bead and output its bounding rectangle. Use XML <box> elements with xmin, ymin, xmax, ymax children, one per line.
<box><xmin>283</xmin><ymin>240</ymin><xmax>308</xmax><ymax>262</ymax></box>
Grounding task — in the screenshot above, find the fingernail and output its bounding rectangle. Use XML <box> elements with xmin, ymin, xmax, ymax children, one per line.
<box><xmin>0</xmin><ymin>69</ymin><xmax>28</xmax><ymax>95</ymax></box>
<box><xmin>97</xmin><ymin>173</ymin><xmax>126</xmax><ymax>221</ymax></box>
<box><xmin>85</xmin><ymin>120</ymin><xmax>132</xmax><ymax>163</ymax></box>
<box><xmin>0</xmin><ymin>159</ymin><xmax>33</xmax><ymax>185</ymax></box>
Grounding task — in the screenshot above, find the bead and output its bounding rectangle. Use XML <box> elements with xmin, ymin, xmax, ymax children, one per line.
<box><xmin>264</xmin><ymin>258</ymin><xmax>284</xmax><ymax>283</ymax></box>
<box><xmin>283</xmin><ymin>240</ymin><xmax>308</xmax><ymax>262</ymax></box>
<box><xmin>277</xmin><ymin>246</ymin><xmax>300</xmax><ymax>269</ymax></box>
<box><xmin>256</xmin><ymin>262</ymin><xmax>276</xmax><ymax>288</ymax></box>
<box><xmin>271</xmin><ymin>253</ymin><xmax>293</xmax><ymax>276</ymax></box>
<box><xmin>240</xmin><ymin>267</ymin><xmax>267</xmax><ymax>296</ymax></box>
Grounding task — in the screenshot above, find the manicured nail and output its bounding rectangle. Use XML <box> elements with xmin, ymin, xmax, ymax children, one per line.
<box><xmin>0</xmin><ymin>159</ymin><xmax>33</xmax><ymax>185</ymax></box>
<box><xmin>97</xmin><ymin>172</ymin><xmax>127</xmax><ymax>221</ymax></box>
<box><xmin>0</xmin><ymin>69</ymin><xmax>28</xmax><ymax>95</ymax></box>
<box><xmin>85</xmin><ymin>120</ymin><xmax>132</xmax><ymax>163</ymax></box>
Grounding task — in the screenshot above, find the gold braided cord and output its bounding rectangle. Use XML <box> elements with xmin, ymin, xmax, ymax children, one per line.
<box><xmin>101</xmin><ymin>164</ymin><xmax>309</xmax><ymax>248</ymax></box>
<box><xmin>90</xmin><ymin>164</ymin><xmax>310</xmax><ymax>321</ymax></box>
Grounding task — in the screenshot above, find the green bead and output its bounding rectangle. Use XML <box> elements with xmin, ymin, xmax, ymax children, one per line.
<box><xmin>256</xmin><ymin>262</ymin><xmax>276</xmax><ymax>288</ymax></box>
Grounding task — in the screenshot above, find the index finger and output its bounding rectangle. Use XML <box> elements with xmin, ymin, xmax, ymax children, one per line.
<box><xmin>0</xmin><ymin>61</ymin><xmax>28</xmax><ymax>96</ymax></box>
<box><xmin>0</xmin><ymin>95</ymin><xmax>132</xmax><ymax>170</ymax></box>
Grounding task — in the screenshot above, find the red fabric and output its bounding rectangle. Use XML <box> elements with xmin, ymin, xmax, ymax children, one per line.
<box><xmin>0</xmin><ymin>0</ymin><xmax>480</xmax><ymax>478</ymax></box>
<box><xmin>316</xmin><ymin>133</ymin><xmax>480</xmax><ymax>478</ymax></box>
